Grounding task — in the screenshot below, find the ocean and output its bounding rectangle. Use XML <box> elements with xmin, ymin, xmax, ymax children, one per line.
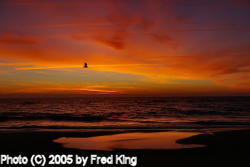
<box><xmin>0</xmin><ymin>97</ymin><xmax>250</xmax><ymax>130</ymax></box>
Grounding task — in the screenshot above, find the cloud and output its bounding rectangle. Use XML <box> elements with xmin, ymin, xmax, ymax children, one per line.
<box><xmin>0</xmin><ymin>0</ymin><xmax>164</xmax><ymax>7</ymax></box>
<box><xmin>94</xmin><ymin>29</ymin><xmax>128</xmax><ymax>50</ymax></box>
<box><xmin>150</xmin><ymin>33</ymin><xmax>178</xmax><ymax>48</ymax></box>
<box><xmin>4</xmin><ymin>22</ymin><xmax>250</xmax><ymax>30</ymax></box>
<box><xmin>225</xmin><ymin>82</ymin><xmax>250</xmax><ymax>92</ymax></box>
<box><xmin>0</xmin><ymin>34</ymin><xmax>44</xmax><ymax>45</ymax></box>
<box><xmin>130</xmin><ymin>29</ymin><xmax>250</xmax><ymax>34</ymax></box>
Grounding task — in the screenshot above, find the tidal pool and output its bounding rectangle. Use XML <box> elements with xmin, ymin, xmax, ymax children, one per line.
<box><xmin>54</xmin><ymin>131</ymin><xmax>205</xmax><ymax>151</ymax></box>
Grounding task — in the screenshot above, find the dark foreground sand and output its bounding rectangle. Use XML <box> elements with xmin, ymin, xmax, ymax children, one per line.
<box><xmin>0</xmin><ymin>129</ymin><xmax>249</xmax><ymax>167</ymax></box>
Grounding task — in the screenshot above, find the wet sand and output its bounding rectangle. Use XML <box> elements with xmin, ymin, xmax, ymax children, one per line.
<box><xmin>0</xmin><ymin>129</ymin><xmax>249</xmax><ymax>167</ymax></box>
<box><xmin>54</xmin><ymin>131</ymin><xmax>205</xmax><ymax>151</ymax></box>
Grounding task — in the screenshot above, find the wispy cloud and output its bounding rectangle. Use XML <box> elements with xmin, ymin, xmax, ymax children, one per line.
<box><xmin>0</xmin><ymin>34</ymin><xmax>44</xmax><ymax>45</ymax></box>
<box><xmin>94</xmin><ymin>30</ymin><xmax>128</xmax><ymax>50</ymax></box>
<box><xmin>3</xmin><ymin>22</ymin><xmax>250</xmax><ymax>29</ymax></box>
<box><xmin>150</xmin><ymin>33</ymin><xmax>178</xmax><ymax>48</ymax></box>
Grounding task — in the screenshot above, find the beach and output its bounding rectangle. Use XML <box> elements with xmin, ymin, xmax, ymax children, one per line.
<box><xmin>0</xmin><ymin>97</ymin><xmax>249</xmax><ymax>166</ymax></box>
<box><xmin>0</xmin><ymin>129</ymin><xmax>249</xmax><ymax>167</ymax></box>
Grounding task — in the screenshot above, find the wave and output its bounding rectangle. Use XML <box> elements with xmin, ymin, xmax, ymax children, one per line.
<box><xmin>1</xmin><ymin>123</ymin><xmax>249</xmax><ymax>130</ymax></box>
<box><xmin>0</xmin><ymin>114</ymin><xmax>108</xmax><ymax>122</ymax></box>
<box><xmin>193</xmin><ymin>121</ymin><xmax>250</xmax><ymax>125</ymax></box>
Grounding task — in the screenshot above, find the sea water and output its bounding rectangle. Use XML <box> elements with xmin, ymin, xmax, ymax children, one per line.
<box><xmin>0</xmin><ymin>97</ymin><xmax>249</xmax><ymax>130</ymax></box>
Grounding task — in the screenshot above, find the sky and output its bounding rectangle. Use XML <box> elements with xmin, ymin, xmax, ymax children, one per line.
<box><xmin>0</xmin><ymin>0</ymin><xmax>250</xmax><ymax>97</ymax></box>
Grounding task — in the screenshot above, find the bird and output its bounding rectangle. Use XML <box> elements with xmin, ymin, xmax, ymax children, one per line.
<box><xmin>84</xmin><ymin>63</ymin><xmax>88</xmax><ymax>68</ymax></box>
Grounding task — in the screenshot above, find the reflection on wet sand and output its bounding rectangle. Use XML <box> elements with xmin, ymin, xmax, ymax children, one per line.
<box><xmin>54</xmin><ymin>131</ymin><xmax>205</xmax><ymax>151</ymax></box>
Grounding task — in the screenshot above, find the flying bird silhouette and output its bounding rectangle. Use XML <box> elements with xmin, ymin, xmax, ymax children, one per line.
<box><xmin>84</xmin><ymin>63</ymin><xmax>88</xmax><ymax>68</ymax></box>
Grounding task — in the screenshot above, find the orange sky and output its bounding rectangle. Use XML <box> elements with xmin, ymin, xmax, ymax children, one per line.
<box><xmin>0</xmin><ymin>0</ymin><xmax>250</xmax><ymax>97</ymax></box>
